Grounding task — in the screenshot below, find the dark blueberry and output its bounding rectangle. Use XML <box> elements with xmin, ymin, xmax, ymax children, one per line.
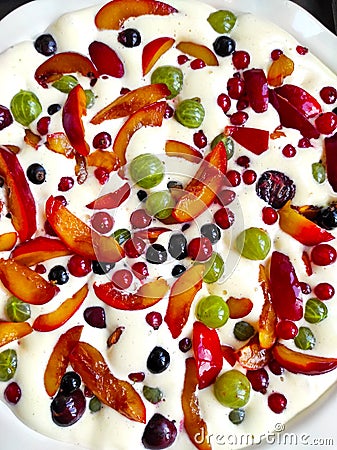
<box><xmin>142</xmin><ymin>413</ymin><xmax>177</xmax><ymax>449</ymax></box>
<box><xmin>26</xmin><ymin>163</ymin><xmax>46</xmax><ymax>185</ymax></box>
<box><xmin>0</xmin><ymin>105</ymin><xmax>13</xmax><ymax>130</ymax></box>
<box><xmin>92</xmin><ymin>261</ymin><xmax>115</xmax><ymax>274</ymax></box>
<box><xmin>60</xmin><ymin>371</ymin><xmax>81</xmax><ymax>394</ymax></box>
<box><xmin>168</xmin><ymin>233</ymin><xmax>187</xmax><ymax>260</ymax></box>
<box><xmin>167</xmin><ymin>180</ymin><xmax>183</xmax><ymax>190</ymax></box>
<box><xmin>51</xmin><ymin>389</ymin><xmax>86</xmax><ymax>427</ymax></box>
<box><xmin>316</xmin><ymin>203</ymin><xmax>337</xmax><ymax>230</ymax></box>
<box><xmin>34</xmin><ymin>33</ymin><xmax>57</xmax><ymax>56</ymax></box>
<box><xmin>117</xmin><ymin>28</ymin><xmax>141</xmax><ymax>48</ymax></box>
<box><xmin>137</xmin><ymin>190</ymin><xmax>148</xmax><ymax>202</ymax></box>
<box><xmin>171</xmin><ymin>264</ymin><xmax>186</xmax><ymax>278</ymax></box>
<box><xmin>48</xmin><ymin>265</ymin><xmax>69</xmax><ymax>285</ymax></box>
<box><xmin>83</xmin><ymin>306</ymin><xmax>106</xmax><ymax>328</ymax></box>
<box><xmin>181</xmin><ymin>223</ymin><xmax>190</xmax><ymax>232</ymax></box>
<box><xmin>256</xmin><ymin>170</ymin><xmax>296</xmax><ymax>209</ymax></box>
<box><xmin>213</xmin><ymin>36</ymin><xmax>236</xmax><ymax>57</ymax></box>
<box><xmin>48</xmin><ymin>103</ymin><xmax>61</xmax><ymax>115</ymax></box>
<box><xmin>179</xmin><ymin>337</ymin><xmax>192</xmax><ymax>353</ymax></box>
<box><xmin>146</xmin><ymin>244</ymin><xmax>168</xmax><ymax>264</ymax></box>
<box><xmin>147</xmin><ymin>346</ymin><xmax>170</xmax><ymax>374</ymax></box>
<box><xmin>200</xmin><ymin>223</ymin><xmax>221</xmax><ymax>244</ymax></box>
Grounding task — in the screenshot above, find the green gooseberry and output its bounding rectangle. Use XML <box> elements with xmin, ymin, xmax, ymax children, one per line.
<box><xmin>10</xmin><ymin>90</ymin><xmax>42</xmax><ymax>126</ymax></box>
<box><xmin>312</xmin><ymin>162</ymin><xmax>326</xmax><ymax>184</ymax></box>
<box><xmin>6</xmin><ymin>296</ymin><xmax>31</xmax><ymax>322</ymax></box>
<box><xmin>233</xmin><ymin>321</ymin><xmax>255</xmax><ymax>341</ymax></box>
<box><xmin>214</xmin><ymin>369</ymin><xmax>250</xmax><ymax>408</ymax></box>
<box><xmin>112</xmin><ymin>228</ymin><xmax>131</xmax><ymax>245</ymax></box>
<box><xmin>236</xmin><ymin>227</ymin><xmax>271</xmax><ymax>260</ymax></box>
<box><xmin>304</xmin><ymin>298</ymin><xmax>328</xmax><ymax>323</ymax></box>
<box><xmin>210</xmin><ymin>134</ymin><xmax>234</xmax><ymax>160</ymax></box>
<box><xmin>203</xmin><ymin>252</ymin><xmax>225</xmax><ymax>283</ymax></box>
<box><xmin>151</xmin><ymin>65</ymin><xmax>183</xmax><ymax>99</ymax></box>
<box><xmin>129</xmin><ymin>153</ymin><xmax>164</xmax><ymax>189</ymax></box>
<box><xmin>207</xmin><ymin>10</ymin><xmax>237</xmax><ymax>33</ymax></box>
<box><xmin>143</xmin><ymin>386</ymin><xmax>163</xmax><ymax>404</ymax></box>
<box><xmin>0</xmin><ymin>349</ymin><xmax>17</xmax><ymax>382</ymax></box>
<box><xmin>85</xmin><ymin>89</ymin><xmax>95</xmax><ymax>108</ymax></box>
<box><xmin>196</xmin><ymin>294</ymin><xmax>229</xmax><ymax>328</ymax></box>
<box><xmin>145</xmin><ymin>190</ymin><xmax>174</xmax><ymax>219</ymax></box>
<box><xmin>294</xmin><ymin>326</ymin><xmax>316</xmax><ymax>350</ymax></box>
<box><xmin>89</xmin><ymin>396</ymin><xmax>102</xmax><ymax>413</ymax></box>
<box><xmin>52</xmin><ymin>75</ymin><xmax>78</xmax><ymax>93</ymax></box>
<box><xmin>175</xmin><ymin>98</ymin><xmax>205</xmax><ymax>128</ymax></box>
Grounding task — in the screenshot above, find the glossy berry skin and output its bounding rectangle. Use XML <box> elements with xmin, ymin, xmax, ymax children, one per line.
<box><xmin>311</xmin><ymin>244</ymin><xmax>337</xmax><ymax>266</ymax></box>
<box><xmin>200</xmin><ymin>223</ymin><xmax>221</xmax><ymax>244</ymax></box>
<box><xmin>246</xmin><ymin>369</ymin><xmax>269</xmax><ymax>394</ymax></box>
<box><xmin>232</xmin><ymin>50</ymin><xmax>250</xmax><ymax>70</ymax></box>
<box><xmin>60</xmin><ymin>371</ymin><xmax>81</xmax><ymax>394</ymax></box>
<box><xmin>168</xmin><ymin>233</ymin><xmax>188</xmax><ymax>260</ymax></box>
<box><xmin>171</xmin><ymin>264</ymin><xmax>186</xmax><ymax>277</ymax></box>
<box><xmin>214</xmin><ymin>207</ymin><xmax>235</xmax><ymax>229</ymax></box>
<box><xmin>213</xmin><ymin>36</ymin><xmax>236</xmax><ymax>57</ymax></box>
<box><xmin>51</xmin><ymin>389</ymin><xmax>86</xmax><ymax>427</ymax></box>
<box><xmin>92</xmin><ymin>261</ymin><xmax>115</xmax><ymax>275</ymax></box>
<box><xmin>316</xmin><ymin>204</ymin><xmax>337</xmax><ymax>230</ymax></box>
<box><xmin>276</xmin><ymin>320</ymin><xmax>298</xmax><ymax>340</ymax></box>
<box><xmin>242</xmin><ymin>169</ymin><xmax>257</xmax><ymax>185</ymax></box>
<box><xmin>37</xmin><ymin>116</ymin><xmax>51</xmax><ymax>135</ymax></box>
<box><xmin>67</xmin><ymin>255</ymin><xmax>92</xmax><ymax>277</ymax></box>
<box><xmin>187</xmin><ymin>237</ymin><xmax>213</xmax><ymax>261</ymax></box>
<box><xmin>217</xmin><ymin>93</ymin><xmax>231</xmax><ymax>113</ymax></box>
<box><xmin>193</xmin><ymin>129</ymin><xmax>207</xmax><ymax>148</ymax></box>
<box><xmin>48</xmin><ymin>103</ymin><xmax>61</xmax><ymax>115</ymax></box>
<box><xmin>262</xmin><ymin>206</ymin><xmax>278</xmax><ymax>225</ymax></box>
<box><xmin>0</xmin><ymin>105</ymin><xmax>13</xmax><ymax>130</ymax></box>
<box><xmin>91</xmin><ymin>211</ymin><xmax>114</xmax><ymax>234</ymax></box>
<box><xmin>282</xmin><ymin>144</ymin><xmax>296</xmax><ymax>158</ymax></box>
<box><xmin>92</xmin><ymin>131</ymin><xmax>112</xmax><ymax>149</ymax></box>
<box><xmin>256</xmin><ymin>170</ymin><xmax>296</xmax><ymax>209</ymax></box>
<box><xmin>117</xmin><ymin>28</ymin><xmax>141</xmax><ymax>47</ymax></box>
<box><xmin>268</xmin><ymin>392</ymin><xmax>287</xmax><ymax>414</ymax></box>
<box><xmin>128</xmin><ymin>372</ymin><xmax>145</xmax><ymax>383</ymax></box>
<box><xmin>271</xmin><ymin>49</ymin><xmax>283</xmax><ymax>60</ymax></box>
<box><xmin>146</xmin><ymin>244</ymin><xmax>168</xmax><ymax>264</ymax></box>
<box><xmin>131</xmin><ymin>261</ymin><xmax>149</xmax><ymax>280</ymax></box>
<box><xmin>314</xmin><ymin>282</ymin><xmax>335</xmax><ymax>300</ymax></box>
<box><xmin>137</xmin><ymin>190</ymin><xmax>148</xmax><ymax>202</ymax></box>
<box><xmin>146</xmin><ymin>311</ymin><xmax>163</xmax><ymax>330</ymax></box>
<box><xmin>94</xmin><ymin>167</ymin><xmax>109</xmax><ymax>185</ymax></box>
<box><xmin>179</xmin><ymin>337</ymin><xmax>192</xmax><ymax>353</ymax></box>
<box><xmin>111</xmin><ymin>269</ymin><xmax>133</xmax><ymax>290</ymax></box>
<box><xmin>130</xmin><ymin>209</ymin><xmax>152</xmax><ymax>229</ymax></box>
<box><xmin>227</xmin><ymin>77</ymin><xmax>245</xmax><ymax>100</ymax></box>
<box><xmin>26</xmin><ymin>163</ymin><xmax>46</xmax><ymax>185</ymax></box>
<box><xmin>34</xmin><ymin>34</ymin><xmax>57</xmax><ymax>56</ymax></box>
<box><xmin>147</xmin><ymin>347</ymin><xmax>170</xmax><ymax>374</ymax></box>
<box><xmin>48</xmin><ymin>265</ymin><xmax>69</xmax><ymax>285</ymax></box>
<box><xmin>83</xmin><ymin>306</ymin><xmax>106</xmax><ymax>328</ymax></box>
<box><xmin>268</xmin><ymin>359</ymin><xmax>284</xmax><ymax>376</ymax></box>
<box><xmin>142</xmin><ymin>413</ymin><xmax>177</xmax><ymax>449</ymax></box>
<box><xmin>4</xmin><ymin>382</ymin><xmax>21</xmax><ymax>404</ymax></box>
<box><xmin>236</xmin><ymin>155</ymin><xmax>250</xmax><ymax>168</ymax></box>
<box><xmin>124</xmin><ymin>237</ymin><xmax>146</xmax><ymax>258</ymax></box>
<box><xmin>226</xmin><ymin>170</ymin><xmax>241</xmax><ymax>187</ymax></box>
<box><xmin>315</xmin><ymin>112</ymin><xmax>337</xmax><ymax>135</ymax></box>
<box><xmin>58</xmin><ymin>176</ymin><xmax>74</xmax><ymax>192</ymax></box>
<box><xmin>230</xmin><ymin>111</ymin><xmax>248</xmax><ymax>125</ymax></box>
<box><xmin>190</xmin><ymin>58</ymin><xmax>206</xmax><ymax>70</ymax></box>
<box><xmin>319</xmin><ymin>86</ymin><xmax>337</xmax><ymax>104</ymax></box>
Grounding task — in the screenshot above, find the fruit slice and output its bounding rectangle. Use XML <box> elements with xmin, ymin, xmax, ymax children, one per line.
<box><xmin>278</xmin><ymin>201</ymin><xmax>334</xmax><ymax>246</ymax></box>
<box><xmin>112</xmin><ymin>101</ymin><xmax>167</xmax><ymax>165</ymax></box>
<box><xmin>325</xmin><ymin>131</ymin><xmax>337</xmax><ymax>192</ymax></box>
<box><xmin>258</xmin><ymin>265</ymin><xmax>277</xmax><ymax>349</ymax></box>
<box><xmin>44</xmin><ymin>325</ymin><xmax>83</xmax><ymax>397</ymax></box>
<box><xmin>86</xmin><ymin>182</ymin><xmax>131</xmax><ymax>210</ymax></box>
<box><xmin>0</xmin><ymin>321</ymin><xmax>33</xmax><ymax>348</ymax></box>
<box><xmin>165</xmin><ymin>140</ymin><xmax>203</xmax><ymax>163</ymax></box>
<box><xmin>0</xmin><ymin>145</ymin><xmax>37</xmax><ymax>242</ymax></box>
<box><xmin>35</xmin><ymin>52</ymin><xmax>98</xmax><ymax>88</ymax></box>
<box><xmin>226</xmin><ymin>296</ymin><xmax>253</xmax><ymax>319</ymax></box>
<box><xmin>0</xmin><ymin>258</ymin><xmax>59</xmax><ymax>305</ymax></box>
<box><xmin>236</xmin><ymin>335</ymin><xmax>271</xmax><ymax>370</ymax></box>
<box><xmin>90</xmin><ymin>84</ymin><xmax>170</xmax><ymax>124</ymax></box>
<box><xmin>242</xmin><ymin>68</ymin><xmax>268</xmax><ymax>113</ymax></box>
<box><xmin>89</xmin><ymin>41</ymin><xmax>124</xmax><ymax>78</ymax></box>
<box><xmin>224</xmin><ymin>126</ymin><xmax>269</xmax><ymax>155</ymax></box>
<box><xmin>33</xmin><ymin>284</ymin><xmax>89</xmax><ymax>332</ymax></box>
<box><xmin>274</xmin><ymin>84</ymin><xmax>322</xmax><ymax>118</ymax></box>
<box><xmin>62</xmin><ymin>84</ymin><xmax>90</xmax><ymax>157</ymax></box>
<box><xmin>69</xmin><ymin>341</ymin><xmax>146</xmax><ymax>423</ymax></box>
<box><xmin>269</xmin><ymin>89</ymin><xmax>320</xmax><ymax>139</ymax></box>
<box><xmin>142</xmin><ymin>37</ymin><xmax>175</xmax><ymax>76</ymax></box>
<box><xmin>172</xmin><ymin>141</ymin><xmax>227</xmax><ymax>222</ymax></box>
<box><xmin>45</xmin><ymin>196</ymin><xmax>124</xmax><ymax>263</ymax></box>
<box><xmin>272</xmin><ymin>343</ymin><xmax>337</xmax><ymax>375</ymax></box>
<box><xmin>0</xmin><ymin>232</ymin><xmax>17</xmax><ymax>252</ymax></box>
<box><xmin>11</xmin><ymin>236</ymin><xmax>71</xmax><ymax>266</ymax></box>
<box><xmin>133</xmin><ymin>227</ymin><xmax>170</xmax><ymax>243</ymax></box>
<box><xmin>267</xmin><ymin>53</ymin><xmax>294</xmax><ymax>87</ymax></box>
<box><xmin>192</xmin><ymin>321</ymin><xmax>223</xmax><ymax>389</ymax></box>
<box><xmin>181</xmin><ymin>358</ymin><xmax>212</xmax><ymax>450</ymax></box>
<box><xmin>46</xmin><ymin>132</ymin><xmax>75</xmax><ymax>158</ymax></box>
<box><xmin>87</xmin><ymin>149</ymin><xmax>120</xmax><ymax>173</ymax></box>
<box><xmin>164</xmin><ymin>265</ymin><xmax>204</xmax><ymax>339</ymax></box>
<box><xmin>269</xmin><ymin>251</ymin><xmax>303</xmax><ymax>321</ymax></box>
<box><xmin>93</xmin><ymin>278</ymin><xmax>169</xmax><ymax>310</ymax></box>
<box><xmin>95</xmin><ymin>0</ymin><xmax>178</xmax><ymax>30</ymax></box>
<box><xmin>176</xmin><ymin>41</ymin><xmax>218</xmax><ymax>66</ymax></box>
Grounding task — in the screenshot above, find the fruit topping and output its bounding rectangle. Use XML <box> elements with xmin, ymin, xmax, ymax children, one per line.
<box><xmin>0</xmin><ymin>321</ymin><xmax>33</xmax><ymax>348</ymax></box>
<box><xmin>147</xmin><ymin>346</ymin><xmax>170</xmax><ymax>374</ymax></box>
<box><xmin>274</xmin><ymin>84</ymin><xmax>322</xmax><ymax>118</ymax></box>
<box><xmin>89</xmin><ymin>41</ymin><xmax>124</xmax><ymax>78</ymax></box>
<box><xmin>267</xmin><ymin>53</ymin><xmax>294</xmax><ymax>87</ymax></box>
<box><xmin>118</xmin><ymin>28</ymin><xmax>141</xmax><ymax>47</ymax></box>
<box><xmin>142</xmin><ymin>37</ymin><xmax>175</xmax><ymax>76</ymax></box>
<box><xmin>196</xmin><ymin>294</ymin><xmax>229</xmax><ymax>328</ymax></box>
<box><xmin>176</xmin><ymin>41</ymin><xmax>219</xmax><ymax>66</ymax></box>
<box><xmin>0</xmin><ymin>349</ymin><xmax>17</xmax><ymax>381</ymax></box>
<box><xmin>142</xmin><ymin>413</ymin><xmax>177</xmax><ymax>449</ymax></box>
<box><xmin>0</xmin><ymin>105</ymin><xmax>13</xmax><ymax>130</ymax></box>
<box><xmin>34</xmin><ymin>34</ymin><xmax>57</xmax><ymax>56</ymax></box>
<box><xmin>242</xmin><ymin>68</ymin><xmax>268</xmax><ymax>113</ymax></box>
<box><xmin>256</xmin><ymin>170</ymin><xmax>296</xmax><ymax>209</ymax></box>
<box><xmin>51</xmin><ymin>388</ymin><xmax>86</xmax><ymax>427</ymax></box>
<box><xmin>207</xmin><ymin>10</ymin><xmax>237</xmax><ymax>33</ymax></box>
<box><xmin>213</xmin><ymin>36</ymin><xmax>236</xmax><ymax>57</ymax></box>
<box><xmin>165</xmin><ymin>140</ymin><xmax>202</xmax><ymax>163</ymax></box>
<box><xmin>175</xmin><ymin>98</ymin><xmax>205</xmax><ymax>128</ymax></box>
<box><xmin>214</xmin><ymin>369</ymin><xmax>250</xmax><ymax>408</ymax></box>
<box><xmin>224</xmin><ymin>126</ymin><xmax>269</xmax><ymax>155</ymax></box>
<box><xmin>236</xmin><ymin>227</ymin><xmax>271</xmax><ymax>260</ymax></box>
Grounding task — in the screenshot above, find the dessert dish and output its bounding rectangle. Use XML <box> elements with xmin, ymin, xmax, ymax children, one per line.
<box><xmin>0</xmin><ymin>1</ymin><xmax>337</xmax><ymax>449</ymax></box>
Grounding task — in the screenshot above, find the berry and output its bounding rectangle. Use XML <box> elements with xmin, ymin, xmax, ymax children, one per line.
<box><xmin>193</xmin><ymin>130</ymin><xmax>207</xmax><ymax>148</ymax></box>
<box><xmin>271</xmin><ymin>49</ymin><xmax>283</xmax><ymax>60</ymax></box>
<box><xmin>177</xmin><ymin>54</ymin><xmax>189</xmax><ymax>65</ymax></box>
<box><xmin>268</xmin><ymin>392</ymin><xmax>287</xmax><ymax>414</ymax></box>
<box><xmin>242</xmin><ymin>169</ymin><xmax>257</xmax><ymax>185</ymax></box>
<box><xmin>282</xmin><ymin>144</ymin><xmax>296</xmax><ymax>158</ymax></box>
<box><xmin>34</xmin><ymin>34</ymin><xmax>57</xmax><ymax>56</ymax></box>
<box><xmin>227</xmin><ymin>77</ymin><xmax>245</xmax><ymax>100</ymax></box>
<box><xmin>93</xmin><ymin>131</ymin><xmax>112</xmax><ymax>149</ymax></box>
<box><xmin>311</xmin><ymin>244</ymin><xmax>337</xmax><ymax>266</ymax></box>
<box><xmin>315</xmin><ymin>112</ymin><xmax>337</xmax><ymax>135</ymax></box>
<box><xmin>217</xmin><ymin>93</ymin><xmax>231</xmax><ymax>113</ymax></box>
<box><xmin>94</xmin><ymin>167</ymin><xmax>109</xmax><ymax>185</ymax></box>
<box><xmin>91</xmin><ymin>211</ymin><xmax>114</xmax><ymax>234</ymax></box>
<box><xmin>58</xmin><ymin>176</ymin><xmax>74</xmax><ymax>192</ymax></box>
<box><xmin>37</xmin><ymin>116</ymin><xmax>50</xmax><ymax>135</ymax></box>
<box><xmin>217</xmin><ymin>189</ymin><xmax>236</xmax><ymax>206</ymax></box>
<box><xmin>0</xmin><ymin>105</ymin><xmax>13</xmax><ymax>130</ymax></box>
<box><xmin>226</xmin><ymin>170</ymin><xmax>241</xmax><ymax>187</ymax></box>
<box><xmin>214</xmin><ymin>207</ymin><xmax>235</xmax><ymax>229</ymax></box>
<box><xmin>60</xmin><ymin>371</ymin><xmax>81</xmax><ymax>394</ymax></box>
<box><xmin>128</xmin><ymin>372</ymin><xmax>145</xmax><ymax>383</ymax></box>
<box><xmin>190</xmin><ymin>58</ymin><xmax>206</xmax><ymax>70</ymax></box>
<box><xmin>146</xmin><ymin>244</ymin><xmax>168</xmax><ymax>264</ymax></box>
<box><xmin>147</xmin><ymin>347</ymin><xmax>170</xmax><ymax>374</ymax></box>
<box><xmin>26</xmin><ymin>163</ymin><xmax>46</xmax><ymax>184</ymax></box>
<box><xmin>230</xmin><ymin>110</ymin><xmax>248</xmax><ymax>125</ymax></box>
<box><xmin>262</xmin><ymin>206</ymin><xmax>278</xmax><ymax>225</ymax></box>
<box><xmin>179</xmin><ymin>337</ymin><xmax>192</xmax><ymax>353</ymax></box>
<box><xmin>187</xmin><ymin>237</ymin><xmax>213</xmax><ymax>261</ymax></box>
<box><xmin>246</xmin><ymin>368</ymin><xmax>269</xmax><ymax>394</ymax></box>
<box><xmin>268</xmin><ymin>359</ymin><xmax>284</xmax><ymax>376</ymax></box>
<box><xmin>213</xmin><ymin>36</ymin><xmax>236</xmax><ymax>57</ymax></box>
<box><xmin>137</xmin><ymin>190</ymin><xmax>148</xmax><ymax>202</ymax></box>
<box><xmin>168</xmin><ymin>233</ymin><xmax>188</xmax><ymax>260</ymax></box>
<box><xmin>146</xmin><ymin>311</ymin><xmax>163</xmax><ymax>330</ymax></box>
<box><xmin>300</xmin><ymin>282</ymin><xmax>311</xmax><ymax>295</ymax></box>
<box><xmin>67</xmin><ymin>255</ymin><xmax>92</xmax><ymax>277</ymax></box>
<box><xmin>48</xmin><ymin>265</ymin><xmax>69</xmax><ymax>285</ymax></box>
<box><xmin>236</xmin><ymin>155</ymin><xmax>250</xmax><ymax>168</ymax></box>
<box><xmin>172</xmin><ymin>264</ymin><xmax>186</xmax><ymax>277</ymax></box>
<box><xmin>124</xmin><ymin>237</ymin><xmax>146</xmax><ymax>258</ymax></box>
<box><xmin>167</xmin><ymin>180</ymin><xmax>183</xmax><ymax>190</ymax></box>
<box><xmin>4</xmin><ymin>382</ymin><xmax>21</xmax><ymax>404</ymax></box>
<box><xmin>276</xmin><ymin>320</ymin><xmax>298</xmax><ymax>339</ymax></box>
<box><xmin>111</xmin><ymin>269</ymin><xmax>133</xmax><ymax>290</ymax></box>
<box><xmin>131</xmin><ymin>261</ymin><xmax>149</xmax><ymax>280</ymax></box>
<box><xmin>314</xmin><ymin>282</ymin><xmax>335</xmax><ymax>300</ymax></box>
<box><xmin>232</xmin><ymin>50</ymin><xmax>250</xmax><ymax>70</ymax></box>
<box><xmin>200</xmin><ymin>223</ymin><xmax>221</xmax><ymax>244</ymax></box>
<box><xmin>92</xmin><ymin>261</ymin><xmax>115</xmax><ymax>275</ymax></box>
<box><xmin>142</xmin><ymin>413</ymin><xmax>177</xmax><ymax>449</ymax></box>
<box><xmin>298</xmin><ymin>137</ymin><xmax>312</xmax><ymax>148</ymax></box>
<box><xmin>48</xmin><ymin>103</ymin><xmax>61</xmax><ymax>115</ymax></box>
<box><xmin>316</xmin><ymin>203</ymin><xmax>337</xmax><ymax>230</ymax></box>
<box><xmin>51</xmin><ymin>389</ymin><xmax>86</xmax><ymax>427</ymax></box>
<box><xmin>320</xmin><ymin>86</ymin><xmax>337</xmax><ymax>104</ymax></box>
<box><xmin>296</xmin><ymin>45</ymin><xmax>308</xmax><ymax>55</ymax></box>
<box><xmin>117</xmin><ymin>28</ymin><xmax>141</xmax><ymax>47</ymax></box>
<box><xmin>256</xmin><ymin>170</ymin><xmax>296</xmax><ymax>209</ymax></box>
<box><xmin>130</xmin><ymin>209</ymin><xmax>152</xmax><ymax>229</ymax></box>
<box><xmin>83</xmin><ymin>306</ymin><xmax>106</xmax><ymax>328</ymax></box>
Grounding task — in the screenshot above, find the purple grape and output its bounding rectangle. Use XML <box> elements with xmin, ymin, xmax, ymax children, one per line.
<box><xmin>142</xmin><ymin>413</ymin><xmax>177</xmax><ymax>449</ymax></box>
<box><xmin>83</xmin><ymin>306</ymin><xmax>106</xmax><ymax>328</ymax></box>
<box><xmin>51</xmin><ymin>389</ymin><xmax>86</xmax><ymax>427</ymax></box>
<box><xmin>0</xmin><ymin>105</ymin><xmax>13</xmax><ymax>130</ymax></box>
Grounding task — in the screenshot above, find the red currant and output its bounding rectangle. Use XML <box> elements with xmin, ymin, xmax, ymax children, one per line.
<box><xmin>120</xmin><ymin>87</ymin><xmax>131</xmax><ymax>95</ymax></box>
<box><xmin>4</xmin><ymin>382</ymin><xmax>21</xmax><ymax>404</ymax></box>
<box><xmin>320</xmin><ymin>86</ymin><xmax>337</xmax><ymax>104</ymax></box>
<box><xmin>187</xmin><ymin>237</ymin><xmax>213</xmax><ymax>261</ymax></box>
<box><xmin>146</xmin><ymin>311</ymin><xmax>163</xmax><ymax>330</ymax></box>
<box><xmin>232</xmin><ymin>50</ymin><xmax>250</xmax><ymax>70</ymax></box>
<box><xmin>130</xmin><ymin>209</ymin><xmax>152</xmax><ymax>229</ymax></box>
<box><xmin>230</xmin><ymin>111</ymin><xmax>248</xmax><ymax>125</ymax></box>
<box><xmin>236</xmin><ymin>97</ymin><xmax>249</xmax><ymax>111</ymax></box>
<box><xmin>37</xmin><ymin>116</ymin><xmax>51</xmax><ymax>135</ymax></box>
<box><xmin>58</xmin><ymin>176</ymin><xmax>74</xmax><ymax>192</ymax></box>
<box><xmin>217</xmin><ymin>93</ymin><xmax>231</xmax><ymax>113</ymax></box>
<box><xmin>111</xmin><ymin>269</ymin><xmax>133</xmax><ymax>290</ymax></box>
<box><xmin>91</xmin><ymin>211</ymin><xmax>114</xmax><ymax>234</ymax></box>
<box><xmin>177</xmin><ymin>54</ymin><xmax>189</xmax><ymax>65</ymax></box>
<box><xmin>226</xmin><ymin>170</ymin><xmax>241</xmax><ymax>187</ymax></box>
<box><xmin>300</xmin><ymin>282</ymin><xmax>311</xmax><ymax>295</ymax></box>
<box><xmin>193</xmin><ymin>130</ymin><xmax>207</xmax><ymax>148</ymax></box>
<box><xmin>262</xmin><ymin>206</ymin><xmax>278</xmax><ymax>225</ymax></box>
<box><xmin>268</xmin><ymin>392</ymin><xmax>287</xmax><ymax>414</ymax></box>
<box><xmin>93</xmin><ymin>131</ymin><xmax>112</xmax><ymax>149</ymax></box>
<box><xmin>124</xmin><ymin>237</ymin><xmax>146</xmax><ymax>258</ymax></box>
<box><xmin>298</xmin><ymin>137</ymin><xmax>312</xmax><ymax>148</ymax></box>
<box><xmin>314</xmin><ymin>282</ymin><xmax>335</xmax><ymax>300</ymax></box>
<box><xmin>315</xmin><ymin>112</ymin><xmax>337</xmax><ymax>135</ymax></box>
<box><xmin>227</xmin><ymin>77</ymin><xmax>245</xmax><ymax>100</ymax></box>
<box><xmin>190</xmin><ymin>58</ymin><xmax>206</xmax><ymax>70</ymax></box>
<box><xmin>282</xmin><ymin>144</ymin><xmax>296</xmax><ymax>158</ymax></box>
<box><xmin>271</xmin><ymin>49</ymin><xmax>283</xmax><ymax>60</ymax></box>
<box><xmin>296</xmin><ymin>45</ymin><xmax>308</xmax><ymax>55</ymax></box>
<box><xmin>128</xmin><ymin>372</ymin><xmax>146</xmax><ymax>382</ymax></box>
<box><xmin>268</xmin><ymin>359</ymin><xmax>284</xmax><ymax>376</ymax></box>
<box><xmin>214</xmin><ymin>207</ymin><xmax>235</xmax><ymax>229</ymax></box>
<box><xmin>67</xmin><ymin>255</ymin><xmax>92</xmax><ymax>277</ymax></box>
<box><xmin>217</xmin><ymin>189</ymin><xmax>236</xmax><ymax>206</ymax></box>
<box><xmin>236</xmin><ymin>155</ymin><xmax>250</xmax><ymax>168</ymax></box>
<box><xmin>94</xmin><ymin>167</ymin><xmax>109</xmax><ymax>185</ymax></box>
<box><xmin>246</xmin><ymin>368</ymin><xmax>269</xmax><ymax>394</ymax></box>
<box><xmin>242</xmin><ymin>169</ymin><xmax>257</xmax><ymax>185</ymax></box>
<box><xmin>131</xmin><ymin>261</ymin><xmax>149</xmax><ymax>280</ymax></box>
<box><xmin>276</xmin><ymin>320</ymin><xmax>298</xmax><ymax>340</ymax></box>
<box><xmin>311</xmin><ymin>244</ymin><xmax>337</xmax><ymax>266</ymax></box>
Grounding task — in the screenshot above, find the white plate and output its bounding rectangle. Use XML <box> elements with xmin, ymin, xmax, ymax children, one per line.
<box><xmin>0</xmin><ymin>1</ymin><xmax>336</xmax><ymax>450</ymax></box>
